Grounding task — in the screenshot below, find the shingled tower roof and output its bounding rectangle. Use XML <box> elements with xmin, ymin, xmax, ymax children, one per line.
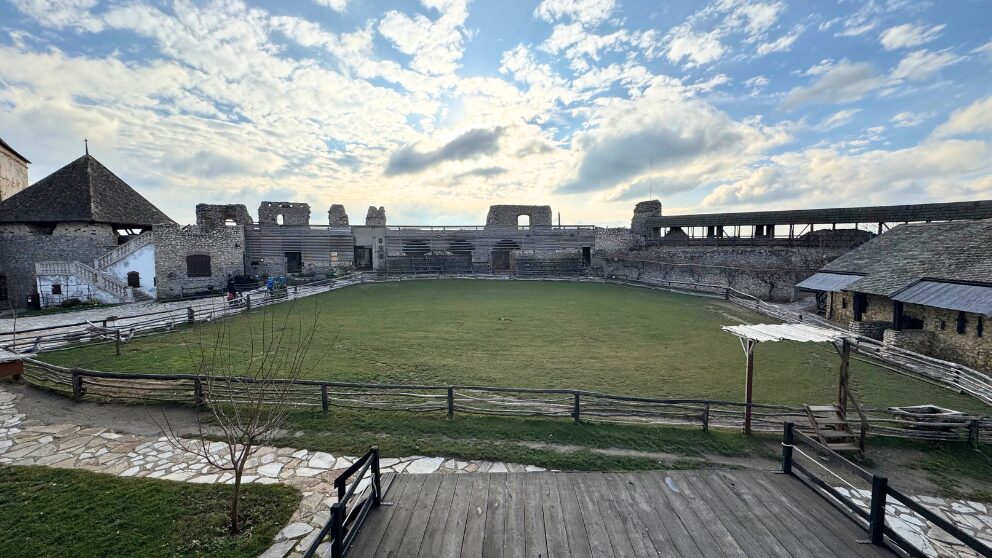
<box><xmin>0</xmin><ymin>154</ymin><xmax>175</xmax><ymax>226</ymax></box>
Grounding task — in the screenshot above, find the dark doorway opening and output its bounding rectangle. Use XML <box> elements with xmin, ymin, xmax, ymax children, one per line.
<box><xmin>285</xmin><ymin>251</ymin><xmax>303</xmax><ymax>273</ymax></box>
<box><xmin>582</xmin><ymin>247</ymin><xmax>591</xmax><ymax>266</ymax></box>
<box><xmin>492</xmin><ymin>240</ymin><xmax>520</xmax><ymax>271</ymax></box>
<box><xmin>127</xmin><ymin>271</ymin><xmax>140</xmax><ymax>288</ymax></box>
<box><xmin>354</xmin><ymin>247</ymin><xmax>373</xmax><ymax>270</ymax></box>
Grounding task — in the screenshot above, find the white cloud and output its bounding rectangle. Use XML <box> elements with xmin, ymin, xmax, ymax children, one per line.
<box><xmin>890</xmin><ymin>49</ymin><xmax>964</xmax><ymax>82</ymax></box>
<box><xmin>313</xmin><ymin>0</ymin><xmax>348</xmax><ymax>12</ymax></box>
<box><xmin>755</xmin><ymin>25</ymin><xmax>803</xmax><ymax>56</ymax></box>
<box><xmin>378</xmin><ymin>0</ymin><xmax>470</xmax><ymax>76</ymax></box>
<box><xmin>932</xmin><ymin>96</ymin><xmax>992</xmax><ymax>138</ymax></box>
<box><xmin>890</xmin><ymin>111</ymin><xmax>932</xmax><ymax>128</ymax></box>
<box><xmin>879</xmin><ymin>23</ymin><xmax>944</xmax><ymax>50</ymax></box>
<box><xmin>534</xmin><ymin>0</ymin><xmax>617</xmax><ymax>27</ymax></box>
<box><xmin>818</xmin><ymin>109</ymin><xmax>860</xmax><ymax>131</ymax></box>
<box><xmin>12</xmin><ymin>0</ymin><xmax>103</xmax><ymax>32</ymax></box>
<box><xmin>703</xmin><ymin>139</ymin><xmax>992</xmax><ymax>208</ymax></box>
<box><xmin>782</xmin><ymin>60</ymin><xmax>885</xmax><ymax>108</ymax></box>
<box><xmin>974</xmin><ymin>41</ymin><xmax>992</xmax><ymax>62</ymax></box>
<box><xmin>666</xmin><ymin>27</ymin><xmax>725</xmax><ymax>67</ymax></box>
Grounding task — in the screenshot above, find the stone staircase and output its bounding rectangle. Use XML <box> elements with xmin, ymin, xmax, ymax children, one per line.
<box><xmin>35</xmin><ymin>261</ymin><xmax>135</xmax><ymax>303</ymax></box>
<box><xmin>93</xmin><ymin>231</ymin><xmax>154</xmax><ymax>270</ymax></box>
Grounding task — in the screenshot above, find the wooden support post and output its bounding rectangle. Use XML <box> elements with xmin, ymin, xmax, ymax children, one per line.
<box><xmin>838</xmin><ymin>338</ymin><xmax>850</xmax><ymax>418</ymax></box>
<box><xmin>702</xmin><ymin>402</ymin><xmax>710</xmax><ymax>432</ymax></box>
<box><xmin>187</xmin><ymin>307</ymin><xmax>195</xmax><ymax>323</ymax></box>
<box><xmin>115</xmin><ymin>330</ymin><xmax>121</xmax><ymax>356</ymax></box>
<box><xmin>321</xmin><ymin>384</ymin><xmax>329</xmax><ymax>414</ymax></box>
<box><xmin>71</xmin><ymin>370</ymin><xmax>83</xmax><ymax>401</ymax></box>
<box><xmin>969</xmin><ymin>420</ymin><xmax>980</xmax><ymax>449</ymax></box>
<box><xmin>782</xmin><ymin>422</ymin><xmax>794</xmax><ymax>474</ymax></box>
<box><xmin>868</xmin><ymin>475</ymin><xmax>888</xmax><ymax>545</ymax></box>
<box><xmin>447</xmin><ymin>387</ymin><xmax>454</xmax><ymax>419</ymax></box>
<box><xmin>573</xmin><ymin>392</ymin><xmax>581</xmax><ymax>424</ymax></box>
<box><xmin>744</xmin><ymin>339</ymin><xmax>755</xmax><ymax>435</ymax></box>
<box><xmin>246</xmin><ymin>294</ymin><xmax>251</xmax><ymax>311</ymax></box>
<box><xmin>193</xmin><ymin>378</ymin><xmax>204</xmax><ymax>406</ymax></box>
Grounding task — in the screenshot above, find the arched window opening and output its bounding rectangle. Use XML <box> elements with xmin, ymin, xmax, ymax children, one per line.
<box><xmin>186</xmin><ymin>254</ymin><xmax>212</xmax><ymax>277</ymax></box>
<box><xmin>224</xmin><ymin>219</ymin><xmax>237</xmax><ymax>227</ymax></box>
<box><xmin>517</xmin><ymin>214</ymin><xmax>530</xmax><ymax>228</ymax></box>
<box><xmin>276</xmin><ymin>214</ymin><xmax>284</xmax><ymax>225</ymax></box>
<box><xmin>402</xmin><ymin>240</ymin><xmax>430</xmax><ymax>256</ymax></box>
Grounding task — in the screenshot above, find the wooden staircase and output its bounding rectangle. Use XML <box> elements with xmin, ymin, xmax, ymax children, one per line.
<box><xmin>804</xmin><ymin>404</ymin><xmax>863</xmax><ymax>454</ymax></box>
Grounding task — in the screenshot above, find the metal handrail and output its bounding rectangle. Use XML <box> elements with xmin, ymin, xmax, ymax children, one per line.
<box><xmin>782</xmin><ymin>422</ymin><xmax>992</xmax><ymax>557</ymax></box>
<box><xmin>303</xmin><ymin>447</ymin><xmax>381</xmax><ymax>558</ymax></box>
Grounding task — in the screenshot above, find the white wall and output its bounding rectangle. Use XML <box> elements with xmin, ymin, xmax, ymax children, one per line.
<box><xmin>104</xmin><ymin>244</ymin><xmax>156</xmax><ymax>297</ymax></box>
<box><xmin>36</xmin><ymin>274</ymin><xmax>120</xmax><ymax>307</ymax></box>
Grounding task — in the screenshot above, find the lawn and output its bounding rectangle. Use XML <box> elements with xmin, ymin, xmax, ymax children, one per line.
<box><xmin>42</xmin><ymin>280</ymin><xmax>989</xmax><ymax>412</ymax></box>
<box><xmin>0</xmin><ymin>465</ymin><xmax>298</xmax><ymax>558</ymax></box>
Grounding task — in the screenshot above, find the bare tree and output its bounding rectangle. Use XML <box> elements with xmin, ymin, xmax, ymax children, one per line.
<box><xmin>159</xmin><ymin>299</ymin><xmax>328</xmax><ymax>535</ymax></box>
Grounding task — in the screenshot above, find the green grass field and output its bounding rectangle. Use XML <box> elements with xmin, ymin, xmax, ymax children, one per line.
<box><xmin>0</xmin><ymin>465</ymin><xmax>298</xmax><ymax>558</ymax></box>
<box><xmin>42</xmin><ymin>280</ymin><xmax>987</xmax><ymax>412</ymax></box>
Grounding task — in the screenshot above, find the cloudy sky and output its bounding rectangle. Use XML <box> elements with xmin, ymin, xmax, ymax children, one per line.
<box><xmin>1</xmin><ymin>0</ymin><xmax>990</xmax><ymax>225</ymax></box>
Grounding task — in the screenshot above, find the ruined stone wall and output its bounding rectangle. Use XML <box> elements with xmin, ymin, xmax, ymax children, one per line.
<box><xmin>0</xmin><ymin>145</ymin><xmax>29</xmax><ymax>202</ymax></box>
<box><xmin>365</xmin><ymin>206</ymin><xmax>386</xmax><ymax>226</ymax></box>
<box><xmin>485</xmin><ymin>205</ymin><xmax>552</xmax><ymax>227</ymax></box>
<box><xmin>630</xmin><ymin>200</ymin><xmax>661</xmax><ymax>238</ymax></box>
<box><xmin>328</xmin><ymin>204</ymin><xmax>349</xmax><ymax>226</ymax></box>
<box><xmin>0</xmin><ymin>223</ymin><xmax>118</xmax><ymax>307</ymax></box>
<box><xmin>153</xmin><ymin>224</ymin><xmax>245</xmax><ymax>299</ymax></box>
<box><xmin>258</xmin><ymin>202</ymin><xmax>310</xmax><ymax>225</ymax></box>
<box><xmin>195</xmin><ymin>204</ymin><xmax>253</xmax><ymax>229</ymax></box>
<box><xmin>602</xmin><ymin>244</ymin><xmax>842</xmax><ymax>301</ymax></box>
<box><xmin>594</xmin><ymin>227</ymin><xmax>639</xmax><ymax>256</ymax></box>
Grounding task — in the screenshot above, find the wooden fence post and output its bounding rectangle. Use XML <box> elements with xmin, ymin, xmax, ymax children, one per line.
<box><xmin>246</xmin><ymin>294</ymin><xmax>251</xmax><ymax>311</ymax></box>
<box><xmin>968</xmin><ymin>420</ymin><xmax>980</xmax><ymax>449</ymax></box>
<box><xmin>447</xmin><ymin>387</ymin><xmax>455</xmax><ymax>419</ymax></box>
<box><xmin>187</xmin><ymin>307</ymin><xmax>195</xmax><ymax>323</ymax></box>
<box><xmin>782</xmin><ymin>422</ymin><xmax>794</xmax><ymax>475</ymax></box>
<box><xmin>193</xmin><ymin>378</ymin><xmax>204</xmax><ymax>407</ymax></box>
<box><xmin>71</xmin><ymin>370</ymin><xmax>83</xmax><ymax>401</ymax></box>
<box><xmin>868</xmin><ymin>475</ymin><xmax>888</xmax><ymax>545</ymax></box>
<box><xmin>371</xmin><ymin>446</ymin><xmax>382</xmax><ymax>507</ymax></box>
<box><xmin>702</xmin><ymin>403</ymin><xmax>710</xmax><ymax>432</ymax></box>
<box><xmin>321</xmin><ymin>385</ymin><xmax>329</xmax><ymax>414</ymax></box>
<box><xmin>115</xmin><ymin>330</ymin><xmax>121</xmax><ymax>356</ymax></box>
<box><xmin>329</xmin><ymin>503</ymin><xmax>344</xmax><ymax>558</ymax></box>
<box><xmin>573</xmin><ymin>392</ymin><xmax>581</xmax><ymax>424</ymax></box>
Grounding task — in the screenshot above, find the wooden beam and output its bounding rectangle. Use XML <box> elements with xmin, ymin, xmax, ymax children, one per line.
<box><xmin>838</xmin><ymin>339</ymin><xmax>850</xmax><ymax>418</ymax></box>
<box><xmin>744</xmin><ymin>339</ymin><xmax>755</xmax><ymax>435</ymax></box>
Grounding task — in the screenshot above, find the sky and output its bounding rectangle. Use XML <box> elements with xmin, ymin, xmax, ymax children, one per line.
<box><xmin>0</xmin><ymin>0</ymin><xmax>990</xmax><ymax>226</ymax></box>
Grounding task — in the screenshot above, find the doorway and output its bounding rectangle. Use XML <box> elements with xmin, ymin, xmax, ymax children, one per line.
<box><xmin>285</xmin><ymin>251</ymin><xmax>303</xmax><ymax>273</ymax></box>
<box><xmin>126</xmin><ymin>271</ymin><xmax>140</xmax><ymax>288</ymax></box>
<box><xmin>354</xmin><ymin>247</ymin><xmax>373</xmax><ymax>270</ymax></box>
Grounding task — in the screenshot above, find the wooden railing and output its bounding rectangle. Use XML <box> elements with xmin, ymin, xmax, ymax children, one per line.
<box><xmin>782</xmin><ymin>422</ymin><xmax>992</xmax><ymax>557</ymax></box>
<box><xmin>34</xmin><ymin>261</ymin><xmax>133</xmax><ymax>302</ymax></box>
<box><xmin>17</xmin><ymin>360</ymin><xmax>992</xmax><ymax>444</ymax></box>
<box><xmin>303</xmin><ymin>447</ymin><xmax>382</xmax><ymax>558</ymax></box>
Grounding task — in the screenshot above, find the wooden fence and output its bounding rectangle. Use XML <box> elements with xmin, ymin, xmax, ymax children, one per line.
<box><xmin>20</xmin><ymin>359</ymin><xmax>992</xmax><ymax>445</ymax></box>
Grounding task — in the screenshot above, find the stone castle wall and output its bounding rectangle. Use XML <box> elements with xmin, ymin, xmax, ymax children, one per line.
<box><xmin>486</xmin><ymin>205</ymin><xmax>552</xmax><ymax>227</ymax></box>
<box><xmin>259</xmin><ymin>202</ymin><xmax>310</xmax><ymax>225</ymax></box>
<box><xmin>153</xmin><ymin>224</ymin><xmax>245</xmax><ymax>299</ymax></box>
<box><xmin>0</xmin><ymin>146</ymin><xmax>29</xmax><ymax>202</ymax></box>
<box><xmin>365</xmin><ymin>206</ymin><xmax>386</xmax><ymax>226</ymax></box>
<box><xmin>0</xmin><ymin>223</ymin><xmax>119</xmax><ymax>307</ymax></box>
<box><xmin>195</xmin><ymin>204</ymin><xmax>253</xmax><ymax>228</ymax></box>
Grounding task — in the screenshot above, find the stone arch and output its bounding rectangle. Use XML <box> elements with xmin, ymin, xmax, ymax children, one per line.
<box><xmin>402</xmin><ymin>240</ymin><xmax>430</xmax><ymax>256</ymax></box>
<box><xmin>448</xmin><ymin>239</ymin><xmax>475</xmax><ymax>255</ymax></box>
<box><xmin>126</xmin><ymin>271</ymin><xmax>141</xmax><ymax>288</ymax></box>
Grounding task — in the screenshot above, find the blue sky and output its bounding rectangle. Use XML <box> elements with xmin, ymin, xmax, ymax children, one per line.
<box><xmin>1</xmin><ymin>0</ymin><xmax>990</xmax><ymax>225</ymax></box>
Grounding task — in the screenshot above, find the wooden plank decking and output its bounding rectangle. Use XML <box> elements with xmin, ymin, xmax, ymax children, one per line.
<box><xmin>348</xmin><ymin>470</ymin><xmax>897</xmax><ymax>558</ymax></box>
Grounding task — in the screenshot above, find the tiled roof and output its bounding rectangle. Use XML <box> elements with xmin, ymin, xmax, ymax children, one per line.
<box><xmin>0</xmin><ymin>154</ymin><xmax>174</xmax><ymax>226</ymax></box>
<box><xmin>646</xmin><ymin>200</ymin><xmax>992</xmax><ymax>228</ymax></box>
<box><xmin>821</xmin><ymin>219</ymin><xmax>992</xmax><ymax>296</ymax></box>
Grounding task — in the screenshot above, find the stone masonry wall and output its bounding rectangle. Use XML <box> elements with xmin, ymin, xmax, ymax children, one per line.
<box><xmin>258</xmin><ymin>202</ymin><xmax>310</xmax><ymax>225</ymax></box>
<box><xmin>0</xmin><ymin>146</ymin><xmax>29</xmax><ymax>202</ymax></box>
<box><xmin>328</xmin><ymin>204</ymin><xmax>349</xmax><ymax>226</ymax></box>
<box><xmin>365</xmin><ymin>206</ymin><xmax>386</xmax><ymax>226</ymax></box>
<box><xmin>602</xmin><ymin>244</ymin><xmax>840</xmax><ymax>301</ymax></box>
<box><xmin>0</xmin><ymin>223</ymin><xmax>118</xmax><ymax>307</ymax></box>
<box><xmin>485</xmin><ymin>205</ymin><xmax>552</xmax><ymax>227</ymax></box>
<box><xmin>195</xmin><ymin>204</ymin><xmax>253</xmax><ymax>229</ymax></box>
<box><xmin>153</xmin><ymin>224</ymin><xmax>245</xmax><ymax>299</ymax></box>
<box><xmin>631</xmin><ymin>200</ymin><xmax>662</xmax><ymax>238</ymax></box>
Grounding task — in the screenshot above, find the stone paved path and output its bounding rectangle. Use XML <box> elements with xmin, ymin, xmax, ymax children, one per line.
<box><xmin>0</xmin><ymin>385</ymin><xmax>543</xmax><ymax>557</ymax></box>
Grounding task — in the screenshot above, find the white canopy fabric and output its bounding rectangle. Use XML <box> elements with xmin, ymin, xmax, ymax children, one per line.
<box><xmin>722</xmin><ymin>323</ymin><xmax>850</xmax><ymax>344</ymax></box>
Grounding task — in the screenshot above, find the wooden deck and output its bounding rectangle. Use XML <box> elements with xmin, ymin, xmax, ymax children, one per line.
<box><xmin>348</xmin><ymin>470</ymin><xmax>897</xmax><ymax>558</ymax></box>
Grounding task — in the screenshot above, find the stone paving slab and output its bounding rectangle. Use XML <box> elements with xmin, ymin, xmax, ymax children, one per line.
<box><xmin>0</xmin><ymin>386</ymin><xmax>542</xmax><ymax>557</ymax></box>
